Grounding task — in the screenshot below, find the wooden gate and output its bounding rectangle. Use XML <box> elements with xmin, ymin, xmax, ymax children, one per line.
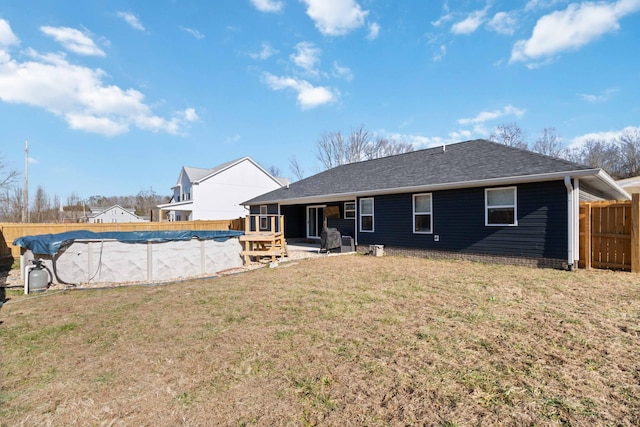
<box><xmin>579</xmin><ymin>194</ymin><xmax>640</xmax><ymax>272</ymax></box>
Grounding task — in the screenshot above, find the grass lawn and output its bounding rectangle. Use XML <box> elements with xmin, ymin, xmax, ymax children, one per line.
<box><xmin>1</xmin><ymin>255</ymin><xmax>639</xmax><ymax>426</ymax></box>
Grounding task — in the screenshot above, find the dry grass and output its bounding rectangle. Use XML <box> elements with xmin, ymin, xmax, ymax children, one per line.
<box><xmin>1</xmin><ymin>255</ymin><xmax>639</xmax><ymax>426</ymax></box>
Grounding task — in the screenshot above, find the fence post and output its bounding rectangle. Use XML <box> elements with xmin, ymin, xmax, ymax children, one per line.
<box><xmin>631</xmin><ymin>194</ymin><xmax>640</xmax><ymax>273</ymax></box>
<box><xmin>584</xmin><ymin>203</ymin><xmax>591</xmax><ymax>270</ymax></box>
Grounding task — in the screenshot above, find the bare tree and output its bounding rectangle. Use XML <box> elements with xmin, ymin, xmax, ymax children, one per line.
<box><xmin>532</xmin><ymin>127</ymin><xmax>565</xmax><ymax>158</ymax></box>
<box><xmin>565</xmin><ymin>139</ymin><xmax>621</xmax><ymax>178</ymax></box>
<box><xmin>31</xmin><ymin>185</ymin><xmax>51</xmax><ymax>223</ymax></box>
<box><xmin>346</xmin><ymin>125</ymin><xmax>371</xmax><ymax>163</ymax></box>
<box><xmin>616</xmin><ymin>128</ymin><xmax>640</xmax><ymax>178</ymax></box>
<box><xmin>0</xmin><ymin>186</ymin><xmax>23</xmax><ymax>222</ymax></box>
<box><xmin>315</xmin><ymin>126</ymin><xmax>415</xmax><ymax>170</ymax></box>
<box><xmin>0</xmin><ymin>153</ymin><xmax>18</xmax><ymax>190</ymax></box>
<box><xmin>288</xmin><ymin>156</ymin><xmax>305</xmax><ymax>181</ymax></box>
<box><xmin>489</xmin><ymin>122</ymin><xmax>528</xmax><ymax>150</ymax></box>
<box><xmin>66</xmin><ymin>192</ymin><xmax>82</xmax><ymax>208</ymax></box>
<box><xmin>268</xmin><ymin>165</ymin><xmax>282</xmax><ymax>178</ymax></box>
<box><xmin>135</xmin><ymin>187</ymin><xmax>166</xmax><ymax>218</ymax></box>
<box><xmin>365</xmin><ymin>137</ymin><xmax>414</xmax><ymax>160</ymax></box>
<box><xmin>315</xmin><ymin>130</ymin><xmax>347</xmax><ymax>169</ymax></box>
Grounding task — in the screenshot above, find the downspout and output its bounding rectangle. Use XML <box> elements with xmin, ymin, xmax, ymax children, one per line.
<box><xmin>573</xmin><ymin>178</ymin><xmax>580</xmax><ymax>267</ymax></box>
<box><xmin>564</xmin><ymin>176</ymin><xmax>575</xmax><ymax>271</ymax></box>
<box><xmin>354</xmin><ymin>198</ymin><xmax>359</xmax><ymax>248</ymax></box>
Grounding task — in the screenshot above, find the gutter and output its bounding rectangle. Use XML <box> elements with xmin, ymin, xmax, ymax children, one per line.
<box><xmin>594</xmin><ymin>169</ymin><xmax>631</xmax><ymax>200</ymax></box>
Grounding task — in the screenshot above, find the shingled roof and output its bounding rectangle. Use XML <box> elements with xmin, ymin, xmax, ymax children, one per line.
<box><xmin>245</xmin><ymin>139</ymin><xmax>629</xmax><ymax>205</ymax></box>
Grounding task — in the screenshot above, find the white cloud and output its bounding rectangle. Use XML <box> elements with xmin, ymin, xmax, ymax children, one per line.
<box><xmin>487</xmin><ymin>11</ymin><xmax>518</xmax><ymax>36</ymax></box>
<box><xmin>40</xmin><ymin>26</ymin><xmax>105</xmax><ymax>57</ymax></box>
<box><xmin>385</xmin><ymin>132</ymin><xmax>460</xmax><ymax>149</ymax></box>
<box><xmin>117</xmin><ymin>11</ymin><xmax>145</xmax><ymax>31</ymax></box>
<box><xmin>569</xmin><ymin>126</ymin><xmax>640</xmax><ymax>149</ymax></box>
<box><xmin>249</xmin><ymin>42</ymin><xmax>278</xmax><ymax>60</ymax></box>
<box><xmin>0</xmin><ymin>27</ymin><xmax>195</xmax><ymax>137</ymax></box>
<box><xmin>301</xmin><ymin>0</ymin><xmax>368</xmax><ymax>36</ymax></box>
<box><xmin>367</xmin><ymin>22</ymin><xmax>380</xmax><ymax>40</ymax></box>
<box><xmin>225</xmin><ymin>133</ymin><xmax>241</xmax><ymax>144</ymax></box>
<box><xmin>386</xmin><ymin>126</ymin><xmax>492</xmax><ymax>149</ymax></box>
<box><xmin>250</xmin><ymin>0</ymin><xmax>283</xmax><ymax>13</ymax></box>
<box><xmin>66</xmin><ymin>113</ymin><xmax>128</xmax><ymax>136</ymax></box>
<box><xmin>181</xmin><ymin>108</ymin><xmax>199</xmax><ymax>122</ymax></box>
<box><xmin>290</xmin><ymin>41</ymin><xmax>322</xmax><ymax>76</ymax></box>
<box><xmin>332</xmin><ymin>61</ymin><xmax>353</xmax><ymax>81</ymax></box>
<box><xmin>578</xmin><ymin>88</ymin><xmax>618</xmax><ymax>103</ymax></box>
<box><xmin>262</xmin><ymin>72</ymin><xmax>337</xmax><ymax>109</ymax></box>
<box><xmin>433</xmin><ymin>44</ymin><xmax>447</xmax><ymax>62</ymax></box>
<box><xmin>432</xmin><ymin>13</ymin><xmax>453</xmax><ymax>27</ymax></box>
<box><xmin>524</xmin><ymin>0</ymin><xmax>567</xmax><ymax>12</ymax></box>
<box><xmin>511</xmin><ymin>0</ymin><xmax>640</xmax><ymax>64</ymax></box>
<box><xmin>180</xmin><ymin>27</ymin><xmax>204</xmax><ymax>39</ymax></box>
<box><xmin>451</xmin><ymin>8</ymin><xmax>488</xmax><ymax>34</ymax></box>
<box><xmin>0</xmin><ymin>19</ymin><xmax>19</xmax><ymax>46</ymax></box>
<box><xmin>457</xmin><ymin>105</ymin><xmax>526</xmax><ymax>125</ymax></box>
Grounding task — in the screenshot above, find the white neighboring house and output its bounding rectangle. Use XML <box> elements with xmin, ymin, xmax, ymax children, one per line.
<box><xmin>87</xmin><ymin>205</ymin><xmax>147</xmax><ymax>223</ymax></box>
<box><xmin>157</xmin><ymin>157</ymin><xmax>288</xmax><ymax>221</ymax></box>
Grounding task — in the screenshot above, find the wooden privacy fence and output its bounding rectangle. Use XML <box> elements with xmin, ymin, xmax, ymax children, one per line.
<box><xmin>0</xmin><ymin>218</ymin><xmax>244</xmax><ymax>259</ymax></box>
<box><xmin>579</xmin><ymin>194</ymin><xmax>640</xmax><ymax>272</ymax></box>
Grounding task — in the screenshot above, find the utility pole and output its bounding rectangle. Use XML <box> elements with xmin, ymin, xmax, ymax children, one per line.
<box><xmin>22</xmin><ymin>140</ymin><xmax>28</xmax><ymax>223</ymax></box>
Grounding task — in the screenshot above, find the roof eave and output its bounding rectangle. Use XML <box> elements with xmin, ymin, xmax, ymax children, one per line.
<box><xmin>157</xmin><ymin>200</ymin><xmax>194</xmax><ymax>209</ymax></box>
<box><xmin>586</xmin><ymin>169</ymin><xmax>631</xmax><ymax>201</ymax></box>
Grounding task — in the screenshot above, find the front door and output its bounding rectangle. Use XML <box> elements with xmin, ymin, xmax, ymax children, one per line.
<box><xmin>306</xmin><ymin>206</ymin><xmax>325</xmax><ymax>239</ymax></box>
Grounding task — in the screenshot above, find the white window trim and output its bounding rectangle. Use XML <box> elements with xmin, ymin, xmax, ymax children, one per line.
<box><xmin>413</xmin><ymin>193</ymin><xmax>433</xmax><ymax>234</ymax></box>
<box><xmin>359</xmin><ymin>198</ymin><xmax>374</xmax><ymax>233</ymax></box>
<box><xmin>344</xmin><ymin>201</ymin><xmax>356</xmax><ymax>219</ymax></box>
<box><xmin>259</xmin><ymin>205</ymin><xmax>268</xmax><ymax>230</ymax></box>
<box><xmin>485</xmin><ymin>186</ymin><xmax>518</xmax><ymax>226</ymax></box>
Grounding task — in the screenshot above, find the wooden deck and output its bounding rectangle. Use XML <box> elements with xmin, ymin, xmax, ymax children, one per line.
<box><xmin>240</xmin><ymin>215</ymin><xmax>288</xmax><ymax>264</ymax></box>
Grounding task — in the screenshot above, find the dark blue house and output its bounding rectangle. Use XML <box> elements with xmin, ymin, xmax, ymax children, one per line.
<box><xmin>244</xmin><ymin>139</ymin><xmax>629</xmax><ymax>269</ymax></box>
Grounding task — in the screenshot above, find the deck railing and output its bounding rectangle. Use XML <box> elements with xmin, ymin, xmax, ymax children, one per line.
<box><xmin>244</xmin><ymin>214</ymin><xmax>284</xmax><ymax>234</ymax></box>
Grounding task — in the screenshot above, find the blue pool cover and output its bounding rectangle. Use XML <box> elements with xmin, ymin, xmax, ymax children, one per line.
<box><xmin>13</xmin><ymin>230</ymin><xmax>244</xmax><ymax>256</ymax></box>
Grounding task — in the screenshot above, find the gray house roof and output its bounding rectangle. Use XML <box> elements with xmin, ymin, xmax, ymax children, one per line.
<box><xmin>244</xmin><ymin>139</ymin><xmax>629</xmax><ymax>205</ymax></box>
<box><xmin>176</xmin><ymin>157</ymin><xmax>285</xmax><ymax>187</ymax></box>
<box><xmin>183</xmin><ymin>166</ymin><xmax>214</xmax><ymax>183</ymax></box>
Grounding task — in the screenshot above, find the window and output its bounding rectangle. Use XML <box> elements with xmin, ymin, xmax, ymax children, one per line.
<box><xmin>413</xmin><ymin>193</ymin><xmax>432</xmax><ymax>233</ymax></box>
<box><xmin>259</xmin><ymin>205</ymin><xmax>268</xmax><ymax>230</ymax></box>
<box><xmin>359</xmin><ymin>198</ymin><xmax>374</xmax><ymax>232</ymax></box>
<box><xmin>344</xmin><ymin>201</ymin><xmax>356</xmax><ymax>219</ymax></box>
<box><xmin>485</xmin><ymin>187</ymin><xmax>517</xmax><ymax>226</ymax></box>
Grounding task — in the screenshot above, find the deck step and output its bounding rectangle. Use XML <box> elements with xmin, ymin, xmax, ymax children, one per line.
<box><xmin>241</xmin><ymin>250</ymin><xmax>285</xmax><ymax>256</ymax></box>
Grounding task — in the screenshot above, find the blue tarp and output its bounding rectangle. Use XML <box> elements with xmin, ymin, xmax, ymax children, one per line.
<box><xmin>13</xmin><ymin>230</ymin><xmax>245</xmax><ymax>256</ymax></box>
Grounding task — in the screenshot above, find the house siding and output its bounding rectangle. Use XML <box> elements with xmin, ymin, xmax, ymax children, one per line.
<box><xmin>356</xmin><ymin>181</ymin><xmax>567</xmax><ymax>261</ymax></box>
<box><xmin>281</xmin><ymin>205</ymin><xmax>305</xmax><ymax>238</ymax></box>
<box><xmin>279</xmin><ymin>203</ymin><xmax>356</xmax><ymax>239</ymax></box>
<box><xmin>325</xmin><ymin>202</ymin><xmax>356</xmax><ymax>238</ymax></box>
<box><xmin>327</xmin><ymin>218</ymin><xmax>355</xmax><ymax>238</ymax></box>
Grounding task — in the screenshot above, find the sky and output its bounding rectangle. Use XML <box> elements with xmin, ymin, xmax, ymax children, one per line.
<box><xmin>0</xmin><ymin>0</ymin><xmax>639</xmax><ymax>203</ymax></box>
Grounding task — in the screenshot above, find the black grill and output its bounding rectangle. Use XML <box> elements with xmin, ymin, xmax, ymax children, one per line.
<box><xmin>320</xmin><ymin>227</ymin><xmax>341</xmax><ymax>252</ymax></box>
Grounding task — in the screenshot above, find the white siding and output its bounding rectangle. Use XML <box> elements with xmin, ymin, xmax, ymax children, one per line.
<box><xmin>88</xmin><ymin>206</ymin><xmax>147</xmax><ymax>223</ymax></box>
<box><xmin>191</xmin><ymin>159</ymin><xmax>282</xmax><ymax>220</ymax></box>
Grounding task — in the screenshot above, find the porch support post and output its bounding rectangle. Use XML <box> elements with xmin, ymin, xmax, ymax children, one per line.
<box><xmin>564</xmin><ymin>176</ymin><xmax>575</xmax><ymax>271</ymax></box>
<box><xmin>584</xmin><ymin>203</ymin><xmax>592</xmax><ymax>270</ymax></box>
